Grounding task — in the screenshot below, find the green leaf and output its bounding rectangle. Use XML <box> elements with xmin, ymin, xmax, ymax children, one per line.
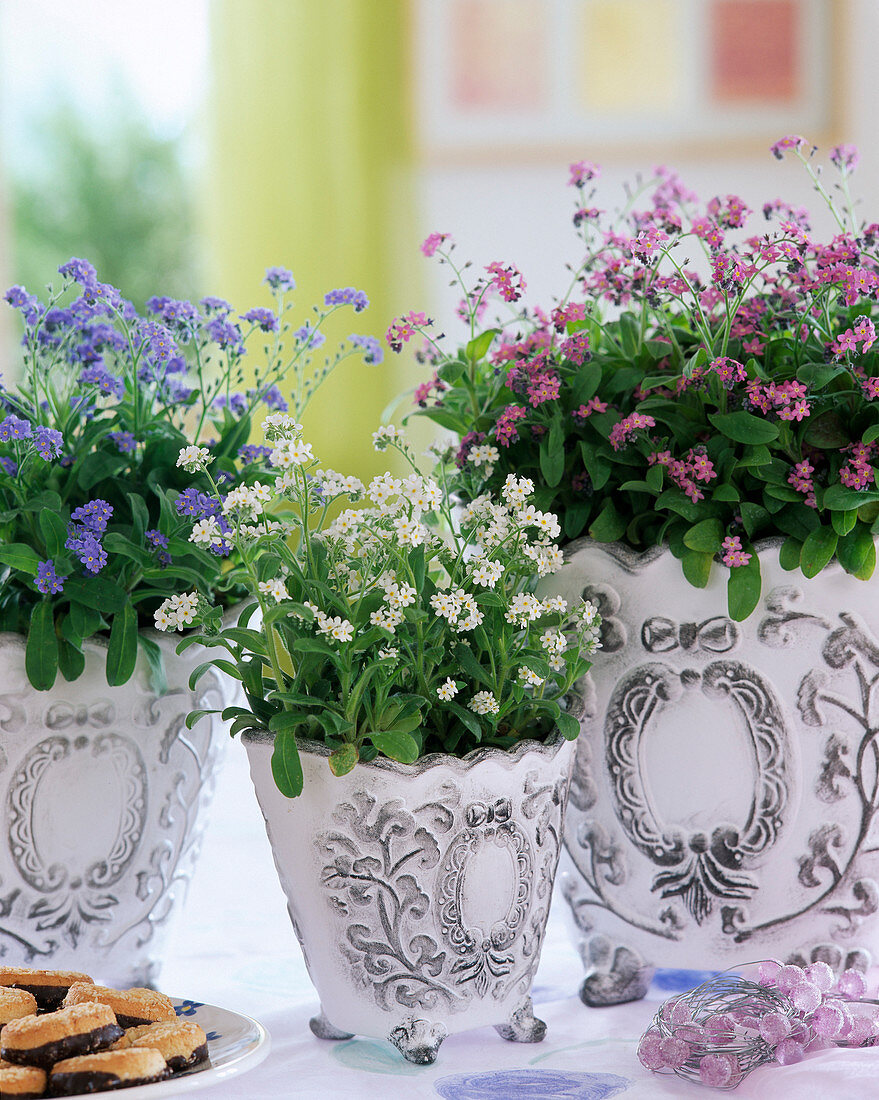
<box><xmin>588</xmin><ymin>500</ymin><xmax>626</xmax><ymax>542</ymax></box>
<box><xmin>62</xmin><ymin>575</ymin><xmax>128</xmax><ymax>612</ymax></box>
<box><xmin>444</xmin><ymin>699</ymin><xmax>482</xmax><ymax>739</ymax></box>
<box><xmin>645</xmin><ymin>463</ymin><xmax>664</xmax><ymax>492</ymax></box>
<box><xmin>106</xmin><ymin>602</ymin><xmax>138</xmax><ymax>686</ymax></box>
<box><xmin>778</xmin><ymin>537</ymin><xmax>803</xmax><ymax>571</ymax></box>
<box><xmin>328</xmin><ymin>742</ymin><xmax>359</xmax><ymax>776</ymax></box>
<box><xmin>739</xmin><ymin>502</ymin><xmax>770</xmax><ymax>538</ymax></box>
<box><xmin>854</xmin><ymin>538</ymin><xmax>876</xmax><ymax>580</ymax></box>
<box><xmin>271</xmin><ymin>727</ymin><xmax>304</xmax><ymax>798</ymax></box>
<box><xmin>77</xmin><ymin>450</ymin><xmax>128</xmax><ymax>491</ymax></box>
<box><xmin>580</xmin><ymin>443</ymin><xmax>611</xmax><ymax>491</ymax></box>
<box><xmin>0</xmin><ymin>543</ymin><xmax>41</xmax><ymax>575</ymax></box>
<box><xmin>39</xmin><ymin>511</ymin><xmax>68</xmax><ymax>558</ymax></box>
<box><xmin>21</xmin><ymin>490</ymin><xmax>62</xmax><ymax>514</ymax></box>
<box><xmin>681</xmin><ymin>549</ymin><xmax>713</xmax><ymax>588</ymax></box>
<box><xmin>465</xmin><ymin>328</ymin><xmax>500</xmax><ymax>362</ymax></box>
<box><xmin>837</xmin><ymin>524</ymin><xmax>875</xmax><ymax>576</ymax></box>
<box><xmin>539</xmin><ymin>421</ymin><xmax>565</xmax><ymax>488</ymax></box>
<box><xmin>800</xmin><ymin>526</ymin><xmax>838</xmax><ymax>578</ymax></box>
<box><xmin>737</xmin><ymin>444</ymin><xmax>771</xmax><ymax>468</ymax></box>
<box><xmin>57</xmin><ymin>636</ymin><xmax>85</xmax><ymax>682</ymax></box>
<box><xmin>822</xmin><ymin>484</ymin><xmax>879</xmax><ymax>511</ymax></box>
<box><xmin>26</xmin><ymin>602</ymin><xmax>58</xmax><ymax>691</ymax></box>
<box><xmin>69</xmin><ymin>601</ymin><xmax>103</xmax><ymax>639</ymax></box>
<box><xmin>709</xmin><ymin>411</ymin><xmax>779</xmax><ymax>444</ymax></box>
<box><xmin>803</xmin><ymin>411</ymin><xmax>850</xmax><ymax>449</ymax></box>
<box><xmin>618</xmin><ymin>312</ymin><xmax>641</xmax><ymax>358</ymax></box>
<box><xmin>185</xmin><ymin>708</ymin><xmax>221</xmax><ymax>730</ymax></box>
<box><xmin>127</xmin><ymin>493</ymin><xmax>150</xmax><ymax>545</ymax></box>
<box><xmin>369</xmin><ymin>730</ymin><xmax>419</xmax><ymax>763</ymax></box>
<box><xmin>138</xmin><ymin>634</ymin><xmax>168</xmax><ymax>696</ymax></box>
<box><xmin>863</xmin><ymin>423</ymin><xmax>879</xmax><ymax>445</ymax></box>
<box><xmin>727</xmin><ymin>556</ymin><xmax>762</xmax><ymax>621</ymax></box>
<box><xmin>831</xmin><ymin>509</ymin><xmax>858</xmax><ymax>537</ymax></box>
<box><xmin>556</xmin><ymin>711</ymin><xmax>581</xmax><ymax>740</ymax></box>
<box><xmin>454</xmin><ymin>643</ymin><xmax>492</xmax><ymax>688</ymax></box>
<box><xmin>683</xmin><ymin>518</ymin><xmax>723</xmax><ymax>553</ymax></box>
<box><xmin>711</xmin><ymin>484</ymin><xmax>740</xmax><ymax>502</ymax></box>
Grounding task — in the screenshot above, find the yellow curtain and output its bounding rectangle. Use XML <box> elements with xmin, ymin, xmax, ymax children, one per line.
<box><xmin>205</xmin><ymin>0</ymin><xmax>417</xmax><ymax>478</ymax></box>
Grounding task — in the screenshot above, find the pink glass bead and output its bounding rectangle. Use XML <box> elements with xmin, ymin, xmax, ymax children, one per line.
<box><xmin>704</xmin><ymin>1013</ymin><xmax>736</xmax><ymax>1045</ymax></box>
<box><xmin>811</xmin><ymin>1002</ymin><xmax>846</xmax><ymax>1039</ymax></box>
<box><xmin>774</xmin><ymin>964</ymin><xmax>806</xmax><ymax>994</ymax></box>
<box><xmin>637</xmin><ymin>1030</ymin><xmax>664</xmax><ymax>1070</ymax></box>
<box><xmin>699</xmin><ymin>1052</ymin><xmax>739</xmax><ymax>1088</ymax></box>
<box><xmin>774</xmin><ymin>1038</ymin><xmax>805</xmax><ymax>1065</ymax></box>
<box><xmin>805</xmin><ymin>961</ymin><xmax>834</xmax><ymax>992</ymax></box>
<box><xmin>704</xmin><ymin>1012</ymin><xmax>735</xmax><ymax>1033</ymax></box>
<box><xmin>837</xmin><ymin>969</ymin><xmax>868</xmax><ymax>998</ymax></box>
<box><xmin>659</xmin><ymin>1036</ymin><xmax>691</xmax><ymax>1069</ymax></box>
<box><xmin>845</xmin><ymin>1015</ymin><xmax>874</xmax><ymax>1046</ymax></box>
<box><xmin>670</xmin><ymin>998</ymin><xmax>692</xmax><ymax>1025</ymax></box>
<box><xmin>757</xmin><ymin>959</ymin><xmax>782</xmax><ymax>986</ymax></box>
<box><xmin>759</xmin><ymin>1011</ymin><xmax>792</xmax><ymax>1045</ymax></box>
<box><xmin>735</xmin><ymin>1013</ymin><xmax>762</xmax><ymax>1033</ymax></box>
<box><xmin>790</xmin><ymin>980</ymin><xmax>823</xmax><ymax>1013</ymax></box>
<box><xmin>675</xmin><ymin>1024</ymin><xmax>706</xmax><ymax>1044</ymax></box>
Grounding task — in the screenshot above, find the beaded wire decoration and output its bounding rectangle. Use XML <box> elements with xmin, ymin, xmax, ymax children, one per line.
<box><xmin>638</xmin><ymin>960</ymin><xmax>877</xmax><ymax>1089</ymax></box>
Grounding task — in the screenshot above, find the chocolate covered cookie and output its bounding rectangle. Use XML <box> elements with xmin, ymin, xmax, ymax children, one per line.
<box><xmin>50</xmin><ymin>1048</ymin><xmax>167</xmax><ymax>1095</ymax></box>
<box><xmin>115</xmin><ymin>1019</ymin><xmax>208</xmax><ymax>1071</ymax></box>
<box><xmin>62</xmin><ymin>985</ymin><xmax>175</xmax><ymax>1030</ymax></box>
<box><xmin>0</xmin><ymin>989</ymin><xmax>37</xmax><ymax>1027</ymax></box>
<box><xmin>0</xmin><ymin>969</ymin><xmax>92</xmax><ymax>1013</ymax></box>
<box><xmin>0</xmin><ymin>1002</ymin><xmax>122</xmax><ymax>1069</ymax></box>
<box><xmin>0</xmin><ymin>1059</ymin><xmax>46</xmax><ymax>1098</ymax></box>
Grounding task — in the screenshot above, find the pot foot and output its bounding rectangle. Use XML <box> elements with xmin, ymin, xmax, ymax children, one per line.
<box><xmin>388</xmin><ymin>1018</ymin><xmax>447</xmax><ymax>1065</ymax></box>
<box><xmin>309</xmin><ymin>1010</ymin><xmax>354</xmax><ymax>1040</ymax></box>
<box><xmin>494</xmin><ymin>996</ymin><xmax>547</xmax><ymax>1043</ymax></box>
<box><xmin>579</xmin><ymin>939</ymin><xmax>653</xmax><ymax>1006</ymax></box>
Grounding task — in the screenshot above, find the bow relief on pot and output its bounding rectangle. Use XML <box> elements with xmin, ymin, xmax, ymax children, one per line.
<box><xmin>0</xmin><ymin>669</ymin><xmax>225</xmax><ymax>963</ymax></box>
<box><xmin>316</xmin><ymin>772</ymin><xmax>567</xmax><ymax>1013</ymax></box>
<box><xmin>640</xmin><ymin>616</ymin><xmax>740</xmax><ymax>654</ymax></box>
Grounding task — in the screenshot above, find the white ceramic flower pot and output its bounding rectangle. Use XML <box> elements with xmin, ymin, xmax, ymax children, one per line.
<box><xmin>243</xmin><ymin>724</ymin><xmax>578</xmax><ymax>1064</ymax></box>
<box><xmin>546</xmin><ymin>538</ymin><xmax>879</xmax><ymax>1005</ymax></box>
<box><xmin>0</xmin><ymin>629</ymin><xmax>235</xmax><ymax>987</ymax></box>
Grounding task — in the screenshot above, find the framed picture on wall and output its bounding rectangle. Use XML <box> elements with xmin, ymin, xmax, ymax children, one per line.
<box><xmin>414</xmin><ymin>0</ymin><xmax>846</xmax><ymax>161</ymax></box>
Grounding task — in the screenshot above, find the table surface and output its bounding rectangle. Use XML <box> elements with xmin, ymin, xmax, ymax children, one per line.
<box><xmin>158</xmin><ymin>743</ymin><xmax>879</xmax><ymax>1099</ymax></box>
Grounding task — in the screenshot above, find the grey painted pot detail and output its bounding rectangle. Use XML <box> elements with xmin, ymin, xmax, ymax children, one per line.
<box><xmin>545</xmin><ymin>539</ymin><xmax>879</xmax><ymax>1005</ymax></box>
<box><xmin>0</xmin><ymin>630</ymin><xmax>233</xmax><ymax>987</ymax></box>
<box><xmin>243</xmin><ymin>721</ymin><xmax>578</xmax><ymax>1065</ymax></box>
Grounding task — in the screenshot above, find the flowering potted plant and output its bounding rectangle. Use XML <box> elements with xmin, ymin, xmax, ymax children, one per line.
<box><xmin>387</xmin><ymin>142</ymin><xmax>879</xmax><ymax>1005</ymax></box>
<box><xmin>158</xmin><ymin>419</ymin><xmax>600</xmax><ymax>1063</ymax></box>
<box><xmin>0</xmin><ymin>258</ymin><xmax>378</xmax><ymax>985</ymax></box>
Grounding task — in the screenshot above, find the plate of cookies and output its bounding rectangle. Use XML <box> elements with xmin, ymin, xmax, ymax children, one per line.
<box><xmin>0</xmin><ymin>966</ymin><xmax>269</xmax><ymax>1096</ymax></box>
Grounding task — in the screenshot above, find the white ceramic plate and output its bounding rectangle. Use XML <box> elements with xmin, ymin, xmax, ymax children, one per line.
<box><xmin>58</xmin><ymin>997</ymin><xmax>270</xmax><ymax>1097</ymax></box>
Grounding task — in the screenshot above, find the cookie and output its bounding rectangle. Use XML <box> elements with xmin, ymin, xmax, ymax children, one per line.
<box><xmin>50</xmin><ymin>1048</ymin><xmax>167</xmax><ymax>1095</ymax></box>
<box><xmin>115</xmin><ymin>1019</ymin><xmax>208</xmax><ymax>1071</ymax></box>
<box><xmin>0</xmin><ymin>989</ymin><xmax>37</xmax><ymax>1027</ymax></box>
<box><xmin>0</xmin><ymin>969</ymin><xmax>92</xmax><ymax>1013</ymax></box>
<box><xmin>0</xmin><ymin>1002</ymin><xmax>122</xmax><ymax>1069</ymax></box>
<box><xmin>62</xmin><ymin>985</ymin><xmax>175</xmax><ymax>1029</ymax></box>
<box><xmin>0</xmin><ymin>1059</ymin><xmax>46</xmax><ymax>1098</ymax></box>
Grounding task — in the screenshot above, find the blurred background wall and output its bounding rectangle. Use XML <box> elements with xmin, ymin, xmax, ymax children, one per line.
<box><xmin>0</xmin><ymin>0</ymin><xmax>875</xmax><ymax>469</ymax></box>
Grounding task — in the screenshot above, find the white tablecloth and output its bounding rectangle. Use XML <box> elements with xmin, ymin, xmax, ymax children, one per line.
<box><xmin>159</xmin><ymin>745</ymin><xmax>879</xmax><ymax>1098</ymax></box>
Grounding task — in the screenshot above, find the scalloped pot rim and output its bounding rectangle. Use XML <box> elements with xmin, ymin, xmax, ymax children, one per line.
<box><xmin>242</xmin><ymin>691</ymin><xmax>584</xmax><ymax>778</ymax></box>
<box><xmin>563</xmin><ymin>535</ymin><xmax>793</xmax><ymax>574</ymax></box>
